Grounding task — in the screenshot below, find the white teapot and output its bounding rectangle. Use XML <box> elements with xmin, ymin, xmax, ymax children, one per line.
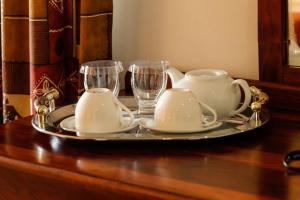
<box><xmin>166</xmin><ymin>68</ymin><xmax>251</xmax><ymax>119</ymax></box>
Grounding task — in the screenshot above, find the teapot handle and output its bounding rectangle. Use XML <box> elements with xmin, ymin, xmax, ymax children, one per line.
<box><xmin>229</xmin><ymin>79</ymin><xmax>252</xmax><ymax>117</ymax></box>
<box><xmin>198</xmin><ymin>100</ymin><xmax>218</xmax><ymax>126</ymax></box>
<box><xmin>112</xmin><ymin>97</ymin><xmax>135</xmax><ymax>126</ymax></box>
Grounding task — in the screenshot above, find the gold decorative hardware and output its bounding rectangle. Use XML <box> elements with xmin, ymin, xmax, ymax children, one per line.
<box><xmin>35</xmin><ymin>105</ymin><xmax>48</xmax><ymax>129</ymax></box>
<box><xmin>34</xmin><ymin>89</ymin><xmax>59</xmax><ymax>127</ymax></box>
<box><xmin>249</xmin><ymin>86</ymin><xmax>269</xmax><ymax>126</ymax></box>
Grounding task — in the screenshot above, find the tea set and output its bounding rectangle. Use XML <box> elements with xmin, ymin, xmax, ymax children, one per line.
<box><xmin>59</xmin><ymin>60</ymin><xmax>256</xmax><ymax>137</ymax></box>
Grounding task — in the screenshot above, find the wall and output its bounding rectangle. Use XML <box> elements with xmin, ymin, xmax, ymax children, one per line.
<box><xmin>112</xmin><ymin>0</ymin><xmax>258</xmax><ymax>87</ymax></box>
<box><xmin>289</xmin><ymin>0</ymin><xmax>300</xmax><ymax>65</ymax></box>
<box><xmin>291</xmin><ymin>0</ymin><xmax>300</xmax><ymax>11</ymax></box>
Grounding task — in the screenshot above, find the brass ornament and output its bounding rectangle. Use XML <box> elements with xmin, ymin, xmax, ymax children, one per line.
<box><xmin>34</xmin><ymin>89</ymin><xmax>59</xmax><ymax>127</ymax></box>
<box><xmin>249</xmin><ymin>86</ymin><xmax>269</xmax><ymax>126</ymax></box>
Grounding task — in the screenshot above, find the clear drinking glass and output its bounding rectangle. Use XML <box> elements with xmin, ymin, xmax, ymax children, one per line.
<box><xmin>130</xmin><ymin>60</ymin><xmax>169</xmax><ymax>116</ymax></box>
<box><xmin>80</xmin><ymin>60</ymin><xmax>123</xmax><ymax>97</ymax></box>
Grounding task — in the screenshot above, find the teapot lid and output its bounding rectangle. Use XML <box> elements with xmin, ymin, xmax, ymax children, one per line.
<box><xmin>186</xmin><ymin>69</ymin><xmax>228</xmax><ymax>80</ymax></box>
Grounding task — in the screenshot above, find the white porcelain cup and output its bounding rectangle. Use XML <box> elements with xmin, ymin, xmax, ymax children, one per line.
<box><xmin>154</xmin><ymin>88</ymin><xmax>217</xmax><ymax>131</ymax></box>
<box><xmin>75</xmin><ymin>88</ymin><xmax>134</xmax><ymax>133</ymax></box>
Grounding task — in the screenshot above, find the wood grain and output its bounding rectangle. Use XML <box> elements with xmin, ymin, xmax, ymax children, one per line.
<box><xmin>247</xmin><ymin>79</ymin><xmax>300</xmax><ymax>111</ymax></box>
<box><xmin>258</xmin><ymin>0</ymin><xmax>286</xmax><ymax>83</ymax></box>
<box><xmin>257</xmin><ymin>0</ymin><xmax>300</xmax><ymax>110</ymax></box>
<box><xmin>0</xmin><ymin>111</ymin><xmax>299</xmax><ymax>199</ymax></box>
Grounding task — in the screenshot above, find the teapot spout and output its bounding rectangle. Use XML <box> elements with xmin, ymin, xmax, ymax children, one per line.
<box><xmin>166</xmin><ymin>67</ymin><xmax>184</xmax><ymax>87</ymax></box>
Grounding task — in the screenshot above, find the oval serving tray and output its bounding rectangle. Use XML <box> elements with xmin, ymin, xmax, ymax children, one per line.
<box><xmin>31</xmin><ymin>101</ymin><xmax>270</xmax><ymax>141</ymax></box>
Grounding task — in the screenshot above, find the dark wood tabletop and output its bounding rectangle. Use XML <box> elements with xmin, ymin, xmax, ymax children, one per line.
<box><xmin>0</xmin><ymin>110</ymin><xmax>299</xmax><ymax>200</ymax></box>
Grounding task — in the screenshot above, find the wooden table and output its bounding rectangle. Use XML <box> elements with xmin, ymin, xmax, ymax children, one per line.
<box><xmin>0</xmin><ymin>110</ymin><xmax>299</xmax><ymax>200</ymax></box>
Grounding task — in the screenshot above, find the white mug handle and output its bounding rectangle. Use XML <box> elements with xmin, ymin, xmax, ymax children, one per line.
<box><xmin>112</xmin><ymin>97</ymin><xmax>134</xmax><ymax>126</ymax></box>
<box><xmin>229</xmin><ymin>79</ymin><xmax>251</xmax><ymax>117</ymax></box>
<box><xmin>197</xmin><ymin>100</ymin><xmax>217</xmax><ymax>126</ymax></box>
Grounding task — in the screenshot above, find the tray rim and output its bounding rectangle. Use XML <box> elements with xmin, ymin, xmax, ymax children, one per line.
<box><xmin>31</xmin><ymin>103</ymin><xmax>270</xmax><ymax>142</ymax></box>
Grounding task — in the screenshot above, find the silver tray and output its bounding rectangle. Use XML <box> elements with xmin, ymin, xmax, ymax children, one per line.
<box><xmin>32</xmin><ymin>96</ymin><xmax>270</xmax><ymax>141</ymax></box>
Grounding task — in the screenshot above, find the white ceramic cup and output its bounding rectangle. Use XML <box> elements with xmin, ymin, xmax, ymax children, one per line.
<box><xmin>75</xmin><ymin>88</ymin><xmax>134</xmax><ymax>133</ymax></box>
<box><xmin>154</xmin><ymin>88</ymin><xmax>217</xmax><ymax>131</ymax></box>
